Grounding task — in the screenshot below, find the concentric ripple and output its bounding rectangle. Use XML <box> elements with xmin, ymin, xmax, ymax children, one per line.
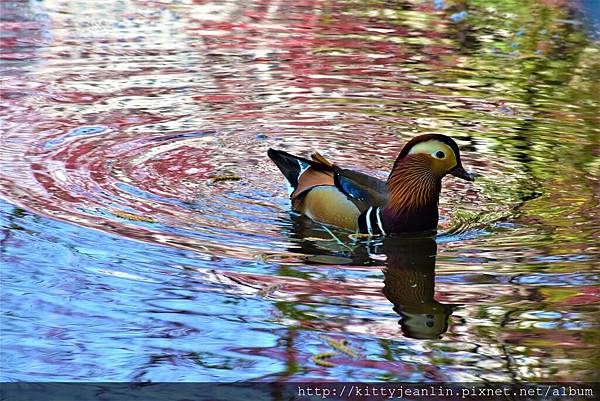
<box><xmin>0</xmin><ymin>0</ymin><xmax>510</xmax><ymax>259</ymax></box>
<box><xmin>7</xmin><ymin>122</ymin><xmax>296</xmax><ymax>257</ymax></box>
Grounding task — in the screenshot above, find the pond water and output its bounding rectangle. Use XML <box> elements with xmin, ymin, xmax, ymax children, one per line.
<box><xmin>1</xmin><ymin>0</ymin><xmax>599</xmax><ymax>383</ymax></box>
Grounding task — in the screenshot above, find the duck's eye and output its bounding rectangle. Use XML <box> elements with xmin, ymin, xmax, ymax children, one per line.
<box><xmin>435</xmin><ymin>150</ymin><xmax>445</xmax><ymax>159</ymax></box>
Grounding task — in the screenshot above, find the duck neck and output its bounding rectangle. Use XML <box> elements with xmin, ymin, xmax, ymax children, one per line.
<box><xmin>382</xmin><ymin>155</ymin><xmax>442</xmax><ymax>233</ymax></box>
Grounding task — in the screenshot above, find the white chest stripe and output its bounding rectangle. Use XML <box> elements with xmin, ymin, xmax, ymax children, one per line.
<box><xmin>375</xmin><ymin>207</ymin><xmax>386</xmax><ymax>235</ymax></box>
<box><xmin>365</xmin><ymin>206</ymin><xmax>374</xmax><ymax>234</ymax></box>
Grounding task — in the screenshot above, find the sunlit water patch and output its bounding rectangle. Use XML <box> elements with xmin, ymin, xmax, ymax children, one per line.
<box><xmin>1</xmin><ymin>0</ymin><xmax>599</xmax><ymax>382</ymax></box>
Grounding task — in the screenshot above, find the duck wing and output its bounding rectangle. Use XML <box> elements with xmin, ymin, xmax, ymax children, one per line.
<box><xmin>333</xmin><ymin>167</ymin><xmax>388</xmax><ymax>211</ymax></box>
<box><xmin>268</xmin><ymin>148</ymin><xmax>388</xmax><ymax>213</ymax></box>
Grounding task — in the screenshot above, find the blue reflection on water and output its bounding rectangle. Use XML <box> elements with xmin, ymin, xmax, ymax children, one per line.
<box><xmin>44</xmin><ymin>126</ymin><xmax>110</xmax><ymax>149</ymax></box>
<box><xmin>1</xmin><ymin>199</ymin><xmax>283</xmax><ymax>381</ymax></box>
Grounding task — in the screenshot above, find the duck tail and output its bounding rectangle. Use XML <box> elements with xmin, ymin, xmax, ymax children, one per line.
<box><xmin>267</xmin><ymin>148</ymin><xmax>331</xmax><ymax>192</ymax></box>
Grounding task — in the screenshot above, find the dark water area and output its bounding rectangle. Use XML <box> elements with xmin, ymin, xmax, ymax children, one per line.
<box><xmin>1</xmin><ymin>0</ymin><xmax>599</xmax><ymax>382</ymax></box>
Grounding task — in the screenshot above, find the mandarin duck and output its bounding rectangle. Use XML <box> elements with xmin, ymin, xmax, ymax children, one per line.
<box><xmin>268</xmin><ymin>134</ymin><xmax>474</xmax><ymax>235</ymax></box>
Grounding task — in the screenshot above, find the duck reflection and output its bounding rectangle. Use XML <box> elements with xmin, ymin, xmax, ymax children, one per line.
<box><xmin>380</xmin><ymin>236</ymin><xmax>455</xmax><ymax>340</ymax></box>
<box><xmin>287</xmin><ymin>215</ymin><xmax>456</xmax><ymax>339</ymax></box>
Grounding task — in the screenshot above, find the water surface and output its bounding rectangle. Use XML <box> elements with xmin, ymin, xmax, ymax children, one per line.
<box><xmin>1</xmin><ymin>0</ymin><xmax>599</xmax><ymax>382</ymax></box>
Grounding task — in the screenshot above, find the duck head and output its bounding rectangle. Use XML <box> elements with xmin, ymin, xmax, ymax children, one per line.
<box><xmin>383</xmin><ymin>134</ymin><xmax>474</xmax><ymax>233</ymax></box>
<box><xmin>391</xmin><ymin>134</ymin><xmax>474</xmax><ymax>182</ymax></box>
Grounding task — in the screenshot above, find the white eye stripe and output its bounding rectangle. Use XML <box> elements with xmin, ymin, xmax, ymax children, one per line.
<box><xmin>408</xmin><ymin>140</ymin><xmax>451</xmax><ymax>159</ymax></box>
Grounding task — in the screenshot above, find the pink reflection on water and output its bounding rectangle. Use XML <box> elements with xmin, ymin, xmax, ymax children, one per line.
<box><xmin>0</xmin><ymin>0</ymin><xmax>488</xmax><ymax>260</ymax></box>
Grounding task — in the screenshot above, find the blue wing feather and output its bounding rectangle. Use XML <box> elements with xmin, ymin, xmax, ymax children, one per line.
<box><xmin>333</xmin><ymin>168</ymin><xmax>388</xmax><ymax>210</ymax></box>
<box><xmin>336</xmin><ymin>175</ymin><xmax>368</xmax><ymax>201</ymax></box>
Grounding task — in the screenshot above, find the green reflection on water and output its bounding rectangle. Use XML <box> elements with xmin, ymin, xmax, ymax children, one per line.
<box><xmin>289</xmin><ymin>0</ymin><xmax>600</xmax><ymax>381</ymax></box>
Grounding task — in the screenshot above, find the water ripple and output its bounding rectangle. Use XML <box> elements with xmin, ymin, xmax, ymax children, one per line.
<box><xmin>1</xmin><ymin>0</ymin><xmax>598</xmax><ymax>383</ymax></box>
